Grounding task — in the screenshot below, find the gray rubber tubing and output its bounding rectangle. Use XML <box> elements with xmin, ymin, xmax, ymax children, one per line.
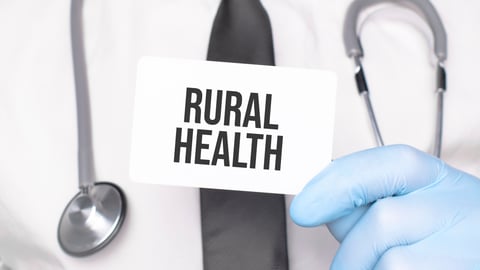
<box><xmin>71</xmin><ymin>0</ymin><xmax>96</xmax><ymax>189</ymax></box>
<box><xmin>343</xmin><ymin>0</ymin><xmax>447</xmax><ymax>61</ymax></box>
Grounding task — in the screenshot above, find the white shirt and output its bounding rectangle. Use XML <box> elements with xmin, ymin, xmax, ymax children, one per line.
<box><xmin>1</xmin><ymin>0</ymin><xmax>479</xmax><ymax>269</ymax></box>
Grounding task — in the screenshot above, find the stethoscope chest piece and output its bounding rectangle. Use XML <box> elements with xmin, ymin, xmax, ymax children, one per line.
<box><xmin>58</xmin><ymin>0</ymin><xmax>128</xmax><ymax>257</ymax></box>
<box><xmin>58</xmin><ymin>183</ymin><xmax>126</xmax><ymax>257</ymax></box>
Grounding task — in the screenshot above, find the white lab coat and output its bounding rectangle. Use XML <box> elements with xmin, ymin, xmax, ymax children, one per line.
<box><xmin>1</xmin><ymin>0</ymin><xmax>479</xmax><ymax>269</ymax></box>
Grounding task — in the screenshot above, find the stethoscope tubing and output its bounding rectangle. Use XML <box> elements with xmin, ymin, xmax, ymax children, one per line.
<box><xmin>71</xmin><ymin>0</ymin><xmax>96</xmax><ymax>191</ymax></box>
<box><xmin>57</xmin><ymin>0</ymin><xmax>127</xmax><ymax>257</ymax></box>
<box><xmin>343</xmin><ymin>0</ymin><xmax>447</xmax><ymax>61</ymax></box>
<box><xmin>344</xmin><ymin>0</ymin><xmax>447</xmax><ymax>157</ymax></box>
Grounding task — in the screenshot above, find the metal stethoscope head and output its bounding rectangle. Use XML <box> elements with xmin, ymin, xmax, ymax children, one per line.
<box><xmin>343</xmin><ymin>0</ymin><xmax>447</xmax><ymax>157</ymax></box>
<box><xmin>58</xmin><ymin>0</ymin><xmax>127</xmax><ymax>257</ymax></box>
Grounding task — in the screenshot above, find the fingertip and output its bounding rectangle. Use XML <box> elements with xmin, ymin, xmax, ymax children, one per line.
<box><xmin>289</xmin><ymin>193</ymin><xmax>318</xmax><ymax>227</ymax></box>
<box><xmin>289</xmin><ymin>166</ymin><xmax>335</xmax><ymax>227</ymax></box>
<box><xmin>290</xmin><ymin>186</ymin><xmax>346</xmax><ymax>227</ymax></box>
<box><xmin>289</xmin><ymin>165</ymin><xmax>356</xmax><ymax>227</ymax></box>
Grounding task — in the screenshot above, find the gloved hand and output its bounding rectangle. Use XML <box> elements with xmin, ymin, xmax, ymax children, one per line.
<box><xmin>290</xmin><ymin>144</ymin><xmax>480</xmax><ymax>270</ymax></box>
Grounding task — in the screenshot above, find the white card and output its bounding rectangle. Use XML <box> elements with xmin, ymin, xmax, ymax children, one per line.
<box><xmin>130</xmin><ymin>57</ymin><xmax>336</xmax><ymax>194</ymax></box>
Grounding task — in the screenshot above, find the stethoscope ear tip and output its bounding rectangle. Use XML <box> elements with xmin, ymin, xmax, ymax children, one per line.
<box><xmin>58</xmin><ymin>182</ymin><xmax>126</xmax><ymax>257</ymax></box>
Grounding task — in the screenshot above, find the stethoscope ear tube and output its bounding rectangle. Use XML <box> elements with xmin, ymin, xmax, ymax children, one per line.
<box><xmin>354</xmin><ymin>57</ymin><xmax>385</xmax><ymax>146</ymax></box>
<box><xmin>437</xmin><ymin>63</ymin><xmax>446</xmax><ymax>92</ymax></box>
<box><xmin>434</xmin><ymin>63</ymin><xmax>446</xmax><ymax>157</ymax></box>
<box><xmin>343</xmin><ymin>0</ymin><xmax>447</xmax><ymax>61</ymax></box>
<box><xmin>344</xmin><ymin>0</ymin><xmax>447</xmax><ymax>157</ymax></box>
<box><xmin>354</xmin><ymin>57</ymin><xmax>369</xmax><ymax>95</ymax></box>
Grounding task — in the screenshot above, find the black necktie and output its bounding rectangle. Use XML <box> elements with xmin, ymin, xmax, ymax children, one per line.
<box><xmin>200</xmin><ymin>1</ymin><xmax>289</xmax><ymax>270</ymax></box>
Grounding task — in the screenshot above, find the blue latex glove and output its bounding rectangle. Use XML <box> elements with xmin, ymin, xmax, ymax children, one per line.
<box><xmin>290</xmin><ymin>145</ymin><xmax>480</xmax><ymax>270</ymax></box>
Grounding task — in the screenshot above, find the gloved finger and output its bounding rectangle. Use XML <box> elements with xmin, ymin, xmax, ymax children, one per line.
<box><xmin>327</xmin><ymin>205</ymin><xmax>369</xmax><ymax>242</ymax></box>
<box><xmin>374</xmin><ymin>204</ymin><xmax>480</xmax><ymax>270</ymax></box>
<box><xmin>330</xmin><ymin>187</ymin><xmax>456</xmax><ymax>270</ymax></box>
<box><xmin>375</xmin><ymin>246</ymin><xmax>474</xmax><ymax>270</ymax></box>
<box><xmin>374</xmin><ymin>245</ymin><xmax>431</xmax><ymax>270</ymax></box>
<box><xmin>374</xmin><ymin>232</ymin><xmax>480</xmax><ymax>270</ymax></box>
<box><xmin>290</xmin><ymin>144</ymin><xmax>445</xmax><ymax>227</ymax></box>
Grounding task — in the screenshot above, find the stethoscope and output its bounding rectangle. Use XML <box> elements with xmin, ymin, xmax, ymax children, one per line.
<box><xmin>57</xmin><ymin>0</ymin><xmax>127</xmax><ymax>257</ymax></box>
<box><xmin>54</xmin><ymin>0</ymin><xmax>445</xmax><ymax>258</ymax></box>
<box><xmin>343</xmin><ymin>0</ymin><xmax>447</xmax><ymax>157</ymax></box>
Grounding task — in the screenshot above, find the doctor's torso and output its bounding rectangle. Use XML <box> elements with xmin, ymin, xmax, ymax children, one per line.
<box><xmin>1</xmin><ymin>0</ymin><xmax>479</xmax><ymax>269</ymax></box>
